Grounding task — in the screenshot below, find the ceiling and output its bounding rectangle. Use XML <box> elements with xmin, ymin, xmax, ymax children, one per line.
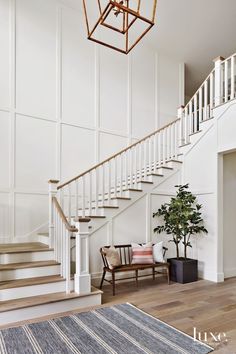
<box><xmin>145</xmin><ymin>0</ymin><xmax>236</xmax><ymax>97</ymax></box>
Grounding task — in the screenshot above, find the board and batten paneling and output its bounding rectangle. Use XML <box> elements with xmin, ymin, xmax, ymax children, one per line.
<box><xmin>0</xmin><ymin>0</ymin><xmax>184</xmax><ymax>242</ymax></box>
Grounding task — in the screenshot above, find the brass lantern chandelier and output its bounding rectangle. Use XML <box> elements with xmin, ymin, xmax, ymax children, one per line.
<box><xmin>82</xmin><ymin>1</ymin><xmax>158</xmax><ymax>54</ymax></box>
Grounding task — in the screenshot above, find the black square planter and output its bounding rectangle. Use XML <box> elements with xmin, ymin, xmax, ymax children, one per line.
<box><xmin>167</xmin><ymin>258</ymin><xmax>198</xmax><ymax>284</ymax></box>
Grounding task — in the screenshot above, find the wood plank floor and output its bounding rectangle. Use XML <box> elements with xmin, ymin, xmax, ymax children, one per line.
<box><xmin>1</xmin><ymin>276</ymin><xmax>236</xmax><ymax>353</ymax></box>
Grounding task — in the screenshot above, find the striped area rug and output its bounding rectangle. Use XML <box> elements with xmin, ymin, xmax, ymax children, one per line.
<box><xmin>0</xmin><ymin>303</ymin><xmax>213</xmax><ymax>354</ymax></box>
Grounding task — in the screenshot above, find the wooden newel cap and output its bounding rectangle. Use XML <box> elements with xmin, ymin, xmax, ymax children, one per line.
<box><xmin>213</xmin><ymin>56</ymin><xmax>225</xmax><ymax>62</ymax></box>
<box><xmin>48</xmin><ymin>179</ymin><xmax>60</xmax><ymax>184</ymax></box>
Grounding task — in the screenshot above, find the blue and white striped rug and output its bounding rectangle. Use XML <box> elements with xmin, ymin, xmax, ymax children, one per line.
<box><xmin>0</xmin><ymin>303</ymin><xmax>213</xmax><ymax>354</ymax></box>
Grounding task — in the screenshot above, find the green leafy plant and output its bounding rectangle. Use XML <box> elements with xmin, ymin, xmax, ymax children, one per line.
<box><xmin>153</xmin><ymin>184</ymin><xmax>208</xmax><ymax>259</ymax></box>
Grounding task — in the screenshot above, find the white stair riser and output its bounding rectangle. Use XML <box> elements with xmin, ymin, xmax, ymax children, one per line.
<box><xmin>0</xmin><ymin>265</ymin><xmax>60</xmax><ymax>281</ymax></box>
<box><xmin>38</xmin><ymin>235</ymin><xmax>49</xmax><ymax>245</ymax></box>
<box><xmin>0</xmin><ymin>292</ymin><xmax>102</xmax><ymax>326</ymax></box>
<box><xmin>0</xmin><ymin>251</ymin><xmax>54</xmax><ymax>264</ymax></box>
<box><xmin>0</xmin><ymin>280</ymin><xmax>69</xmax><ymax>301</ymax></box>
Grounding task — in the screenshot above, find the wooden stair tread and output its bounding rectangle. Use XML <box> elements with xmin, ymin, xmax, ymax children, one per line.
<box><xmin>0</xmin><ymin>242</ymin><xmax>50</xmax><ymax>254</ymax></box>
<box><xmin>168</xmin><ymin>159</ymin><xmax>183</xmax><ymax>164</ymax></box>
<box><xmin>111</xmin><ymin>197</ymin><xmax>131</xmax><ymax>200</ymax></box>
<box><xmin>0</xmin><ymin>287</ymin><xmax>102</xmax><ymax>313</ymax></box>
<box><xmin>0</xmin><ymin>260</ymin><xmax>60</xmax><ymax>271</ymax></box>
<box><xmin>137</xmin><ymin>180</ymin><xmax>153</xmax><ymax>184</ymax></box>
<box><xmin>157</xmin><ymin>166</ymin><xmax>173</xmax><ymax>170</ymax></box>
<box><xmin>123</xmin><ymin>188</ymin><xmax>143</xmax><ymax>192</ymax></box>
<box><xmin>0</xmin><ymin>275</ymin><xmax>64</xmax><ymax>291</ymax></box>
<box><xmin>148</xmin><ymin>173</ymin><xmax>164</xmax><ymax>177</ymax></box>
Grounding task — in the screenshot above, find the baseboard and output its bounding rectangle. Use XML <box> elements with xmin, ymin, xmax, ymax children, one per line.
<box><xmin>198</xmin><ymin>269</ymin><xmax>224</xmax><ymax>283</ymax></box>
<box><xmin>224</xmin><ymin>268</ymin><xmax>236</xmax><ymax>279</ymax></box>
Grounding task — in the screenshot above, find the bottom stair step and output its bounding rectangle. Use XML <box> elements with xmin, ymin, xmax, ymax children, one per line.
<box><xmin>0</xmin><ymin>275</ymin><xmax>66</xmax><ymax>302</ymax></box>
<box><xmin>0</xmin><ymin>287</ymin><xmax>102</xmax><ymax>328</ymax></box>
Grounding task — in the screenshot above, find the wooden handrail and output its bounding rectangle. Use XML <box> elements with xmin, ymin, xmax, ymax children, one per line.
<box><xmin>57</xmin><ymin>118</ymin><xmax>180</xmax><ymax>190</ymax></box>
<box><xmin>52</xmin><ymin>197</ymin><xmax>78</xmax><ymax>232</ymax></box>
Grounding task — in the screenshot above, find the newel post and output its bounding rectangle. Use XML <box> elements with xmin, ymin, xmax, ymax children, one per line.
<box><xmin>178</xmin><ymin>105</ymin><xmax>184</xmax><ymax>146</ymax></box>
<box><xmin>74</xmin><ymin>218</ymin><xmax>91</xmax><ymax>294</ymax></box>
<box><xmin>48</xmin><ymin>180</ymin><xmax>59</xmax><ymax>249</ymax></box>
<box><xmin>213</xmin><ymin>56</ymin><xmax>225</xmax><ymax>107</ymax></box>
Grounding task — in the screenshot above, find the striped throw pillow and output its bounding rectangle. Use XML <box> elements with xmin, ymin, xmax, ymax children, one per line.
<box><xmin>131</xmin><ymin>242</ymin><xmax>154</xmax><ymax>264</ymax></box>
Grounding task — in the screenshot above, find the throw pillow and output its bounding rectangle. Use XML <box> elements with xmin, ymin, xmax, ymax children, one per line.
<box><xmin>131</xmin><ymin>242</ymin><xmax>154</xmax><ymax>264</ymax></box>
<box><xmin>153</xmin><ymin>241</ymin><xmax>165</xmax><ymax>263</ymax></box>
<box><xmin>102</xmin><ymin>247</ymin><xmax>121</xmax><ymax>270</ymax></box>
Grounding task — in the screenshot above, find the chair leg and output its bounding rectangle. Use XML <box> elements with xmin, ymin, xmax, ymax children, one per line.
<box><xmin>112</xmin><ymin>272</ymin><xmax>115</xmax><ymax>296</ymax></box>
<box><xmin>167</xmin><ymin>266</ymin><xmax>170</xmax><ymax>284</ymax></box>
<box><xmin>152</xmin><ymin>267</ymin><xmax>155</xmax><ymax>280</ymax></box>
<box><xmin>100</xmin><ymin>270</ymin><xmax>106</xmax><ymax>290</ymax></box>
<box><xmin>135</xmin><ymin>270</ymin><xmax>138</xmax><ymax>288</ymax></box>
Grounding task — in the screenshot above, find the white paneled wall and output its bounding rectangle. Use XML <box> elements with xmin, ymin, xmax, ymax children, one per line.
<box><xmin>0</xmin><ymin>0</ymin><xmax>184</xmax><ymax>242</ymax></box>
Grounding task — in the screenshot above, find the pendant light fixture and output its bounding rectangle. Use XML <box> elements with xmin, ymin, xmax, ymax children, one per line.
<box><xmin>82</xmin><ymin>0</ymin><xmax>158</xmax><ymax>54</ymax></box>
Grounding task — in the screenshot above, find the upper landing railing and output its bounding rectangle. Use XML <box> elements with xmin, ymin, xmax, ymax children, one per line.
<box><xmin>178</xmin><ymin>53</ymin><xmax>236</xmax><ymax>145</ymax></box>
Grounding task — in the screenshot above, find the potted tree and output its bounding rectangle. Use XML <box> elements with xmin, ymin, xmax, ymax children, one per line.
<box><xmin>153</xmin><ymin>184</ymin><xmax>208</xmax><ymax>283</ymax></box>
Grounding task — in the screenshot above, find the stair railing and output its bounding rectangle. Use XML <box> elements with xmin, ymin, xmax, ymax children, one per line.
<box><xmin>179</xmin><ymin>52</ymin><xmax>236</xmax><ymax>146</ymax></box>
<box><xmin>56</xmin><ymin>118</ymin><xmax>180</xmax><ymax>221</ymax></box>
<box><xmin>48</xmin><ymin>179</ymin><xmax>78</xmax><ymax>293</ymax></box>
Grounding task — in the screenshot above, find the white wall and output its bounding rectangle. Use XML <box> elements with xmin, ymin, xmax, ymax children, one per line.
<box><xmin>223</xmin><ymin>151</ymin><xmax>236</xmax><ymax>278</ymax></box>
<box><xmin>0</xmin><ymin>0</ymin><xmax>183</xmax><ymax>242</ymax></box>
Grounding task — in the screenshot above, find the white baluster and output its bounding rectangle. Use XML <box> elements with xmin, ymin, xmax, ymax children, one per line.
<box><xmin>189</xmin><ymin>100</ymin><xmax>193</xmax><ymax>134</ymax></box>
<box><xmin>204</xmin><ymin>81</ymin><xmax>208</xmax><ymax>120</ymax></box>
<box><xmin>114</xmin><ymin>157</ymin><xmax>117</xmax><ymax>198</ymax></box>
<box><xmin>210</xmin><ymin>73</ymin><xmax>214</xmax><ymax>111</ymax></box>
<box><xmin>130</xmin><ymin>148</ymin><xmax>133</xmax><ymax>187</ymax></box>
<box><xmin>144</xmin><ymin>140</ymin><xmax>148</xmax><ymax>178</ymax></box>
<box><xmin>158</xmin><ymin>131</ymin><xmax>161</xmax><ymax>164</ymax></box>
<box><xmin>199</xmin><ymin>87</ymin><xmax>203</xmax><ymax>122</ymax></box>
<box><xmin>139</xmin><ymin>143</ymin><xmax>142</xmax><ymax>180</ymax></box>
<box><xmin>134</xmin><ymin>147</ymin><xmax>137</xmax><ymax>188</ymax></box>
<box><xmin>171</xmin><ymin>123</ymin><xmax>174</xmax><ymax>159</ymax></box>
<box><xmin>120</xmin><ymin>153</ymin><xmax>123</xmax><ymax>196</ymax></box>
<box><xmin>154</xmin><ymin>133</ymin><xmax>157</xmax><ymax>172</ymax></box>
<box><xmin>174</xmin><ymin>121</ymin><xmax>178</xmax><ymax>158</ymax></box>
<box><xmin>75</xmin><ymin>179</ymin><xmax>78</xmax><ymax>220</ymax></box>
<box><xmin>224</xmin><ymin>60</ymin><xmax>228</xmax><ymax>102</ymax></box>
<box><xmin>185</xmin><ymin>107</ymin><xmax>188</xmax><ymax>143</ymax></box>
<box><xmin>213</xmin><ymin>56</ymin><xmax>224</xmax><ymax>106</ymax></box>
<box><xmin>95</xmin><ymin>168</ymin><xmax>99</xmax><ymax>214</ymax></box>
<box><xmin>125</xmin><ymin>151</ymin><xmax>128</xmax><ymax>189</ymax></box>
<box><xmin>65</xmin><ymin>229</ymin><xmax>71</xmax><ymax>293</ymax></box>
<box><xmin>108</xmin><ymin>160</ymin><xmax>111</xmax><ymax>201</ymax></box>
<box><xmin>48</xmin><ymin>180</ymin><xmax>59</xmax><ymax>249</ymax></box>
<box><xmin>89</xmin><ymin>172</ymin><xmax>92</xmax><ymax>215</ymax></box>
<box><xmin>101</xmin><ymin>164</ymin><xmax>105</xmax><ymax>205</ymax></box>
<box><xmin>231</xmin><ymin>56</ymin><xmax>235</xmax><ymax>100</ymax></box>
<box><xmin>68</xmin><ymin>184</ymin><xmax>71</xmax><ymax>224</ymax></box>
<box><xmin>82</xmin><ymin>175</ymin><xmax>85</xmax><ymax>218</ymax></box>
<box><xmin>149</xmin><ymin>137</ymin><xmax>152</xmax><ymax>174</ymax></box>
<box><xmin>163</xmin><ymin>129</ymin><xmax>166</xmax><ymax>164</ymax></box>
<box><xmin>194</xmin><ymin>95</ymin><xmax>197</xmax><ymax>133</ymax></box>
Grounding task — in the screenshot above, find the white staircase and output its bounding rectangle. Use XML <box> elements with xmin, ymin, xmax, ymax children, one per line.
<box><xmin>0</xmin><ymin>52</ymin><xmax>235</xmax><ymax>326</ymax></box>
